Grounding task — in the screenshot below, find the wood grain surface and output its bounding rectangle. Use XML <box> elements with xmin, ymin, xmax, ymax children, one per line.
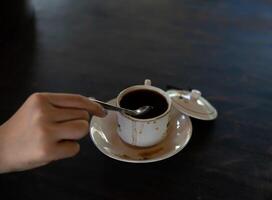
<box><xmin>0</xmin><ymin>0</ymin><xmax>272</xmax><ymax>199</ymax></box>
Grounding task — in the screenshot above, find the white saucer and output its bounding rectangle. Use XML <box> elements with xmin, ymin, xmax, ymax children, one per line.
<box><xmin>90</xmin><ymin>99</ymin><xmax>192</xmax><ymax>163</ymax></box>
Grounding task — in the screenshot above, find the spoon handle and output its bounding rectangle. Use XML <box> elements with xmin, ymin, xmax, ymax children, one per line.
<box><xmin>89</xmin><ymin>98</ymin><xmax>133</xmax><ymax>114</ymax></box>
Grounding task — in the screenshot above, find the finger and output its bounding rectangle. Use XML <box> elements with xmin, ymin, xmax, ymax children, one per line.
<box><xmin>53</xmin><ymin>141</ymin><xmax>80</xmax><ymax>160</ymax></box>
<box><xmin>54</xmin><ymin>119</ymin><xmax>90</xmax><ymax>140</ymax></box>
<box><xmin>44</xmin><ymin>93</ymin><xmax>107</xmax><ymax>117</ymax></box>
<box><xmin>51</xmin><ymin>107</ymin><xmax>90</xmax><ymax>122</ymax></box>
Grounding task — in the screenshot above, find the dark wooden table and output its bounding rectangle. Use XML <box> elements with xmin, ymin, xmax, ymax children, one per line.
<box><xmin>1</xmin><ymin>0</ymin><xmax>272</xmax><ymax>199</ymax></box>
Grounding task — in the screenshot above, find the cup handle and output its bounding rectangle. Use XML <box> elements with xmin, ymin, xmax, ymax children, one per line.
<box><xmin>144</xmin><ymin>79</ymin><xmax>151</xmax><ymax>86</ymax></box>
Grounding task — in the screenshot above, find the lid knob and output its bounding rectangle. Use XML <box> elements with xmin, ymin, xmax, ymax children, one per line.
<box><xmin>191</xmin><ymin>90</ymin><xmax>201</xmax><ymax>100</ymax></box>
<box><xmin>144</xmin><ymin>79</ymin><xmax>152</xmax><ymax>86</ymax></box>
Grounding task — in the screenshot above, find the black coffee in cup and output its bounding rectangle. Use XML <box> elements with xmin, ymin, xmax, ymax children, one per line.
<box><xmin>119</xmin><ymin>89</ymin><xmax>169</xmax><ymax>119</ymax></box>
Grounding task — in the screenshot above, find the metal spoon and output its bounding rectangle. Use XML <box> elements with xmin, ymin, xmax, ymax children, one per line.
<box><xmin>89</xmin><ymin>98</ymin><xmax>152</xmax><ymax>117</ymax></box>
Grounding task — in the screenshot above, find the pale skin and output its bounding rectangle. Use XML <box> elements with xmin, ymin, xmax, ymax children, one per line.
<box><xmin>0</xmin><ymin>93</ymin><xmax>107</xmax><ymax>174</ymax></box>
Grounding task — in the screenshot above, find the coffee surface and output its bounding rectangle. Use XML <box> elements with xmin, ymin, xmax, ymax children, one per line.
<box><xmin>119</xmin><ymin>89</ymin><xmax>168</xmax><ymax>119</ymax></box>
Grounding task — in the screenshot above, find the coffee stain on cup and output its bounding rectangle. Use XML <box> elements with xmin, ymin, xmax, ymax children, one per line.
<box><xmin>138</xmin><ymin>123</ymin><xmax>145</xmax><ymax>134</ymax></box>
<box><xmin>132</xmin><ymin>121</ymin><xmax>137</xmax><ymax>145</ymax></box>
<box><xmin>117</xmin><ymin>123</ymin><xmax>121</xmax><ymax>132</ymax></box>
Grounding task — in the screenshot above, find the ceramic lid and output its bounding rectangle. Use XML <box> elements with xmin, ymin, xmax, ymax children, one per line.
<box><xmin>166</xmin><ymin>89</ymin><xmax>218</xmax><ymax>120</ymax></box>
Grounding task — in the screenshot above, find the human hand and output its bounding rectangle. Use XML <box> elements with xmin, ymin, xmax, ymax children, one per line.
<box><xmin>0</xmin><ymin>93</ymin><xmax>107</xmax><ymax>173</ymax></box>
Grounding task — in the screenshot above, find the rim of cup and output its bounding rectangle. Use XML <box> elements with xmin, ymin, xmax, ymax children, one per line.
<box><xmin>116</xmin><ymin>85</ymin><xmax>172</xmax><ymax>122</ymax></box>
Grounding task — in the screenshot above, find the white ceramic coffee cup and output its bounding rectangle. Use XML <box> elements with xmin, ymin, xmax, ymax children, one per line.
<box><xmin>116</xmin><ymin>79</ymin><xmax>172</xmax><ymax>147</ymax></box>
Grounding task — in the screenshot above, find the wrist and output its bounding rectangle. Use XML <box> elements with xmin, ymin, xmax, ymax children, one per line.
<box><xmin>0</xmin><ymin>123</ymin><xmax>13</xmax><ymax>173</ymax></box>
